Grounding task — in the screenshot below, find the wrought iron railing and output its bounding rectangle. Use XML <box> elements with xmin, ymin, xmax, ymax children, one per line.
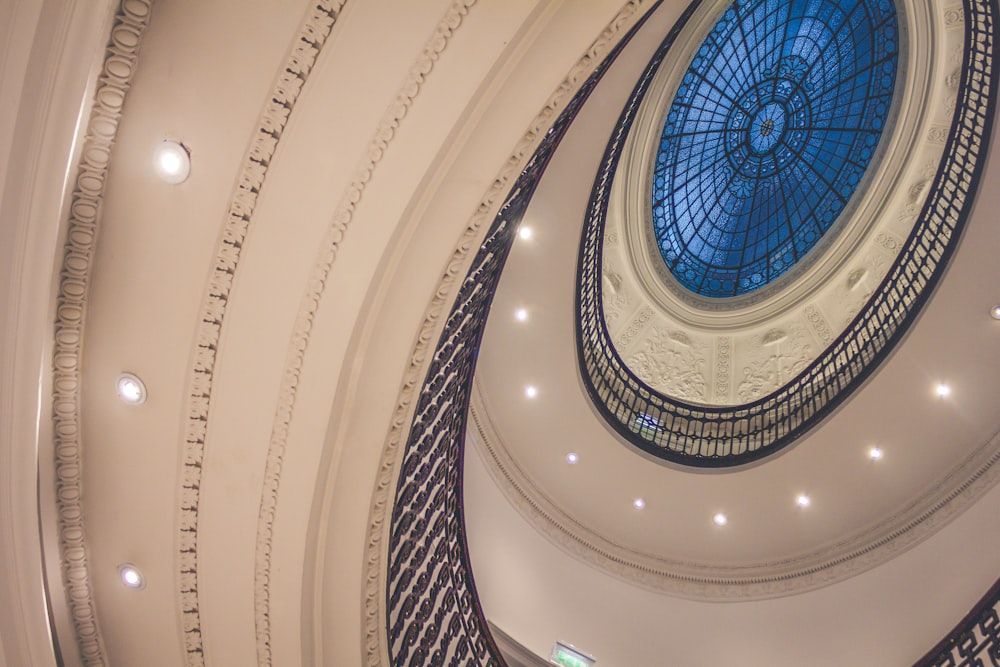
<box><xmin>914</xmin><ymin>576</ymin><xmax>1000</xmax><ymax>667</ymax></box>
<box><xmin>576</xmin><ymin>0</ymin><xmax>997</xmax><ymax>467</ymax></box>
<box><xmin>385</xmin><ymin>3</ymin><xmax>672</xmax><ymax>665</ymax></box>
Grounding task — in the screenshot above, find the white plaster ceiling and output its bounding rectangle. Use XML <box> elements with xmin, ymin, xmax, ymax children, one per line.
<box><xmin>0</xmin><ymin>1</ymin><xmax>997</xmax><ymax>666</ymax></box>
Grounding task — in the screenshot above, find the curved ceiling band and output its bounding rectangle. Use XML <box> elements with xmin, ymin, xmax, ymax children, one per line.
<box><xmin>576</xmin><ymin>0</ymin><xmax>997</xmax><ymax>467</ymax></box>
<box><xmin>382</xmin><ymin>3</ymin><xmax>674</xmax><ymax>664</ymax></box>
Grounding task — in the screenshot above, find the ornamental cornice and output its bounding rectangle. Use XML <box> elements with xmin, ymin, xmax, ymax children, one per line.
<box><xmin>575</xmin><ymin>0</ymin><xmax>997</xmax><ymax>465</ymax></box>
<box><xmin>174</xmin><ymin>3</ymin><xmax>347</xmax><ymax>664</ymax></box>
<box><xmin>362</xmin><ymin>3</ymin><xmax>659</xmax><ymax>665</ymax></box>
<box><xmin>607</xmin><ymin>0</ymin><xmax>952</xmax><ymax>406</ymax></box>
<box><xmin>51</xmin><ymin>2</ymin><xmax>154</xmax><ymax>665</ymax></box>
<box><xmin>243</xmin><ymin>1</ymin><xmax>479</xmax><ymax>665</ymax></box>
<box><xmin>469</xmin><ymin>376</ymin><xmax>1000</xmax><ymax>600</ymax></box>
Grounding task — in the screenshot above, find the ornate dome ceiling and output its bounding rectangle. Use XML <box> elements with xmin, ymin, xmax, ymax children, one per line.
<box><xmin>2</xmin><ymin>1</ymin><xmax>999</xmax><ymax>666</ymax></box>
<box><xmin>652</xmin><ymin>0</ymin><xmax>898</xmax><ymax>299</ymax></box>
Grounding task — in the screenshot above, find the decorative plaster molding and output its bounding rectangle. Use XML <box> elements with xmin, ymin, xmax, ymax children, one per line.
<box><xmin>469</xmin><ymin>377</ymin><xmax>1000</xmax><ymax>601</ymax></box>
<box><xmin>361</xmin><ymin>3</ymin><xmax>658</xmax><ymax>665</ymax></box>
<box><xmin>175</xmin><ymin>3</ymin><xmax>346</xmax><ymax>665</ymax></box>
<box><xmin>51</xmin><ymin>2</ymin><xmax>154</xmax><ymax>665</ymax></box>
<box><xmin>599</xmin><ymin>0</ymin><xmax>959</xmax><ymax>410</ymax></box>
<box><xmin>248</xmin><ymin>2</ymin><xmax>477</xmax><ymax>665</ymax></box>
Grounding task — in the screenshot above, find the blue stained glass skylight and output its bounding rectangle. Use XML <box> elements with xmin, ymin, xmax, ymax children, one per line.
<box><xmin>652</xmin><ymin>0</ymin><xmax>898</xmax><ymax>298</ymax></box>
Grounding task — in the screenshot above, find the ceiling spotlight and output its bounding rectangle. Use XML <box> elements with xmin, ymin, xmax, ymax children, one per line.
<box><xmin>796</xmin><ymin>494</ymin><xmax>811</xmax><ymax>508</ymax></box>
<box><xmin>116</xmin><ymin>373</ymin><xmax>146</xmax><ymax>405</ymax></box>
<box><xmin>518</xmin><ymin>226</ymin><xmax>533</xmax><ymax>240</ymax></box>
<box><xmin>869</xmin><ymin>446</ymin><xmax>884</xmax><ymax>461</ymax></box>
<box><xmin>633</xmin><ymin>498</ymin><xmax>645</xmax><ymax>510</ymax></box>
<box><xmin>524</xmin><ymin>385</ymin><xmax>538</xmax><ymax>399</ymax></box>
<box><xmin>515</xmin><ymin>308</ymin><xmax>528</xmax><ymax>322</ymax></box>
<box><xmin>566</xmin><ymin>453</ymin><xmax>578</xmax><ymax>464</ymax></box>
<box><xmin>935</xmin><ymin>383</ymin><xmax>951</xmax><ymax>398</ymax></box>
<box><xmin>154</xmin><ymin>140</ymin><xmax>190</xmax><ymax>184</ymax></box>
<box><xmin>991</xmin><ymin>305</ymin><xmax>1000</xmax><ymax>320</ymax></box>
<box><xmin>713</xmin><ymin>512</ymin><xmax>728</xmax><ymax>526</ymax></box>
<box><xmin>117</xmin><ymin>563</ymin><xmax>145</xmax><ymax>589</ymax></box>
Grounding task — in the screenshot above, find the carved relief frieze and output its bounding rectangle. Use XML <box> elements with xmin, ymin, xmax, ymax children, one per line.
<box><xmin>627</xmin><ymin>326</ymin><xmax>707</xmax><ymax>401</ymax></box>
<box><xmin>736</xmin><ymin>326</ymin><xmax>813</xmax><ymax>402</ymax></box>
<box><xmin>714</xmin><ymin>335</ymin><xmax>732</xmax><ymax>403</ymax></box>
<box><xmin>602</xmin><ymin>263</ymin><xmax>633</xmax><ymax>330</ymax></box>
<box><xmin>803</xmin><ymin>304</ymin><xmax>833</xmax><ymax>347</ymax></box>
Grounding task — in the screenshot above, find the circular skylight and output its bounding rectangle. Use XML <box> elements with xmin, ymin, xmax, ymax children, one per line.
<box><xmin>652</xmin><ymin>0</ymin><xmax>898</xmax><ymax>298</ymax></box>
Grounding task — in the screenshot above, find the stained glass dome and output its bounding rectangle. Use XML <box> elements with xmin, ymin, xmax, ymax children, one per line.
<box><xmin>652</xmin><ymin>0</ymin><xmax>898</xmax><ymax>298</ymax></box>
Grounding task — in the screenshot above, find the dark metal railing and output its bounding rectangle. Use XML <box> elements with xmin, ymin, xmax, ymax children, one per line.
<box><xmin>914</xmin><ymin>576</ymin><xmax>1000</xmax><ymax>667</ymax></box>
<box><xmin>384</xmin><ymin>4</ymin><xmax>671</xmax><ymax>665</ymax></box>
<box><xmin>576</xmin><ymin>0</ymin><xmax>996</xmax><ymax>467</ymax></box>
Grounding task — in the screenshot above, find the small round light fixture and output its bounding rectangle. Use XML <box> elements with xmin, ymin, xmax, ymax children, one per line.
<box><xmin>566</xmin><ymin>453</ymin><xmax>578</xmax><ymax>464</ymax></box>
<box><xmin>869</xmin><ymin>446</ymin><xmax>884</xmax><ymax>461</ymax></box>
<box><xmin>935</xmin><ymin>383</ymin><xmax>951</xmax><ymax>398</ymax></box>
<box><xmin>154</xmin><ymin>140</ymin><xmax>190</xmax><ymax>184</ymax></box>
<box><xmin>515</xmin><ymin>308</ymin><xmax>528</xmax><ymax>322</ymax></box>
<box><xmin>713</xmin><ymin>512</ymin><xmax>728</xmax><ymax>527</ymax></box>
<box><xmin>524</xmin><ymin>385</ymin><xmax>538</xmax><ymax>399</ymax></box>
<box><xmin>518</xmin><ymin>226</ymin><xmax>533</xmax><ymax>240</ymax></box>
<box><xmin>796</xmin><ymin>494</ymin><xmax>811</xmax><ymax>508</ymax></box>
<box><xmin>117</xmin><ymin>563</ymin><xmax>145</xmax><ymax>590</ymax></box>
<box><xmin>633</xmin><ymin>498</ymin><xmax>645</xmax><ymax>510</ymax></box>
<box><xmin>991</xmin><ymin>305</ymin><xmax>1000</xmax><ymax>320</ymax></box>
<box><xmin>116</xmin><ymin>373</ymin><xmax>146</xmax><ymax>405</ymax></box>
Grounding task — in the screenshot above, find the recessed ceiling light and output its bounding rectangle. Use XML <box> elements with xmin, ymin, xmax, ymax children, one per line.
<box><xmin>518</xmin><ymin>226</ymin><xmax>533</xmax><ymax>240</ymax></box>
<box><xmin>869</xmin><ymin>446</ymin><xmax>884</xmax><ymax>461</ymax></box>
<box><xmin>935</xmin><ymin>383</ymin><xmax>951</xmax><ymax>398</ymax></box>
<box><xmin>116</xmin><ymin>373</ymin><xmax>146</xmax><ymax>405</ymax></box>
<box><xmin>713</xmin><ymin>512</ymin><xmax>728</xmax><ymax>526</ymax></box>
<box><xmin>154</xmin><ymin>140</ymin><xmax>190</xmax><ymax>184</ymax></box>
<box><xmin>796</xmin><ymin>494</ymin><xmax>811</xmax><ymax>508</ymax></box>
<box><xmin>515</xmin><ymin>308</ymin><xmax>528</xmax><ymax>322</ymax></box>
<box><xmin>524</xmin><ymin>385</ymin><xmax>538</xmax><ymax>398</ymax></box>
<box><xmin>633</xmin><ymin>498</ymin><xmax>645</xmax><ymax>510</ymax></box>
<box><xmin>117</xmin><ymin>563</ymin><xmax>145</xmax><ymax>589</ymax></box>
<box><xmin>566</xmin><ymin>453</ymin><xmax>578</xmax><ymax>464</ymax></box>
<box><xmin>991</xmin><ymin>304</ymin><xmax>1000</xmax><ymax>320</ymax></box>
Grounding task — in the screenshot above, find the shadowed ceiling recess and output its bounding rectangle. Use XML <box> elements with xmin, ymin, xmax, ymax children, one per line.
<box><xmin>653</xmin><ymin>0</ymin><xmax>899</xmax><ymax>297</ymax></box>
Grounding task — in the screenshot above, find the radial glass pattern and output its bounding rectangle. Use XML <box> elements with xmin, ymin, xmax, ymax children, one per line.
<box><xmin>652</xmin><ymin>0</ymin><xmax>898</xmax><ymax>298</ymax></box>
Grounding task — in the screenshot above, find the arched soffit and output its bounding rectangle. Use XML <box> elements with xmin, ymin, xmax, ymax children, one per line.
<box><xmin>577</xmin><ymin>0</ymin><xmax>997</xmax><ymax>466</ymax></box>
<box><xmin>379</xmin><ymin>0</ymin><xmax>995</xmax><ymax>665</ymax></box>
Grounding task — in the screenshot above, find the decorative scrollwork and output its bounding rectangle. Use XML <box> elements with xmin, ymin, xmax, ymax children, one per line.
<box><xmin>575</xmin><ymin>0</ymin><xmax>997</xmax><ymax>467</ymax></box>
<box><xmin>384</xmin><ymin>3</ymin><xmax>676</xmax><ymax>664</ymax></box>
<box><xmin>915</xmin><ymin>577</ymin><xmax>1000</xmax><ymax>667</ymax></box>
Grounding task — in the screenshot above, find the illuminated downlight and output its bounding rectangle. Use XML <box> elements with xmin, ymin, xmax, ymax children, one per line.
<box><xmin>117</xmin><ymin>563</ymin><xmax>145</xmax><ymax>589</ymax></box>
<box><xmin>713</xmin><ymin>512</ymin><xmax>729</xmax><ymax>527</ymax></box>
<box><xmin>154</xmin><ymin>140</ymin><xmax>190</xmax><ymax>184</ymax></box>
<box><xmin>115</xmin><ymin>373</ymin><xmax>146</xmax><ymax>405</ymax></box>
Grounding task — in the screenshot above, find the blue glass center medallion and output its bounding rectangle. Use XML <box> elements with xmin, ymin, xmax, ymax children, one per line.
<box><xmin>652</xmin><ymin>0</ymin><xmax>899</xmax><ymax>298</ymax></box>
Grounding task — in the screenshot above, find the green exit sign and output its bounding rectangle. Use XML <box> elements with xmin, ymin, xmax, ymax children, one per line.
<box><xmin>550</xmin><ymin>641</ymin><xmax>595</xmax><ymax>667</ymax></box>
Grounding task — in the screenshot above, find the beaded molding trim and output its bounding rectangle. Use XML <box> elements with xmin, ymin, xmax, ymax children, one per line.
<box><xmin>361</xmin><ymin>2</ymin><xmax>661</xmax><ymax>665</ymax></box>
<box><xmin>52</xmin><ymin>0</ymin><xmax>152</xmax><ymax>665</ymax></box>
<box><xmin>51</xmin><ymin>2</ymin><xmax>154</xmax><ymax>665</ymax></box>
<box><xmin>250</xmin><ymin>2</ymin><xmax>477</xmax><ymax>665</ymax></box>
<box><xmin>176</xmin><ymin>3</ymin><xmax>346</xmax><ymax>664</ymax></box>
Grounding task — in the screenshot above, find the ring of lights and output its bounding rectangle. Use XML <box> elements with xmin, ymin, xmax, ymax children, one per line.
<box><xmin>575</xmin><ymin>0</ymin><xmax>996</xmax><ymax>465</ymax></box>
